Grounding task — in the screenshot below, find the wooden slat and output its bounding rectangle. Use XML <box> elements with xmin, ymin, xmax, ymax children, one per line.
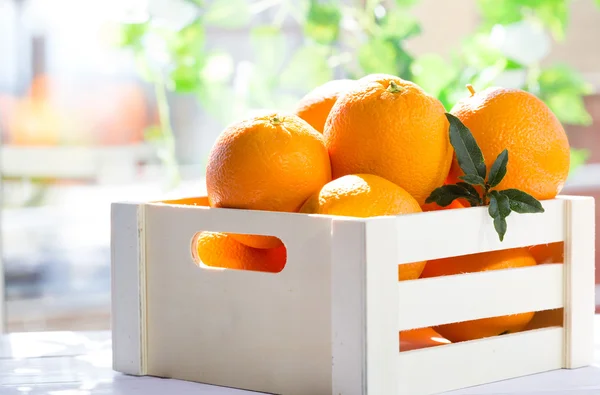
<box><xmin>144</xmin><ymin>203</ymin><xmax>331</xmax><ymax>244</ymax></box>
<box><xmin>364</xmin><ymin>220</ymin><xmax>400</xmax><ymax>395</ymax></box>
<box><xmin>111</xmin><ymin>203</ymin><xmax>146</xmax><ymax>375</ymax></box>
<box><xmin>398</xmin><ymin>264</ymin><xmax>564</xmax><ymax>331</ymax></box>
<box><xmin>395</xmin><ymin>199</ymin><xmax>565</xmax><ymax>264</ymax></box>
<box><xmin>397</xmin><ymin>327</ymin><xmax>564</xmax><ymax>395</ymax></box>
<box><xmin>561</xmin><ymin>196</ymin><xmax>596</xmax><ymax>368</ymax></box>
<box><xmin>331</xmin><ymin>218</ymin><xmax>399</xmax><ymax>395</ymax></box>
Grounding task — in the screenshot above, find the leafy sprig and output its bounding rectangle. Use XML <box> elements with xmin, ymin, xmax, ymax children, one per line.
<box><xmin>425</xmin><ymin>113</ymin><xmax>545</xmax><ymax>241</ymax></box>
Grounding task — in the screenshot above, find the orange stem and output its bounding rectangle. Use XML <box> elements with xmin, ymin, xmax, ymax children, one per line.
<box><xmin>466</xmin><ymin>84</ymin><xmax>476</xmax><ymax>97</ymax></box>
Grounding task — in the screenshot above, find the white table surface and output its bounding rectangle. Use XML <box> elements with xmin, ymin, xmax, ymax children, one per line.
<box><xmin>3</xmin><ymin>319</ymin><xmax>600</xmax><ymax>395</ymax></box>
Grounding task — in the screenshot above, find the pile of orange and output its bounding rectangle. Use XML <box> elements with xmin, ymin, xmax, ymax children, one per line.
<box><xmin>170</xmin><ymin>73</ymin><xmax>571</xmax><ymax>347</ymax></box>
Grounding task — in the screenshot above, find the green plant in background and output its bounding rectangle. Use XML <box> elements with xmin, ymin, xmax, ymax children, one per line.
<box><xmin>115</xmin><ymin>0</ymin><xmax>598</xmax><ymax>187</ymax></box>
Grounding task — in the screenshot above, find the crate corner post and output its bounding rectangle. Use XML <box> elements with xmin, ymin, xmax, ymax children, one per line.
<box><xmin>331</xmin><ymin>216</ymin><xmax>399</xmax><ymax>395</ymax></box>
<box><xmin>110</xmin><ymin>202</ymin><xmax>147</xmax><ymax>376</ymax></box>
<box><xmin>560</xmin><ymin>195</ymin><xmax>596</xmax><ymax>369</ymax></box>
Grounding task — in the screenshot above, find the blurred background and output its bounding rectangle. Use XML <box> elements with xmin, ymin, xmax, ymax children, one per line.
<box><xmin>0</xmin><ymin>0</ymin><xmax>598</xmax><ymax>332</ymax></box>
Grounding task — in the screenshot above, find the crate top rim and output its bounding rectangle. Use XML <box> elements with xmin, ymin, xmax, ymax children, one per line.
<box><xmin>112</xmin><ymin>195</ymin><xmax>592</xmax><ymax>223</ymax></box>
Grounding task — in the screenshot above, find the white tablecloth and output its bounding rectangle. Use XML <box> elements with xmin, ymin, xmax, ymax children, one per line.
<box><xmin>2</xmin><ymin>319</ymin><xmax>600</xmax><ymax>395</ymax></box>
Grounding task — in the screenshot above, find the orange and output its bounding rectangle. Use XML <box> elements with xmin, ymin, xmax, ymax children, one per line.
<box><xmin>159</xmin><ymin>196</ymin><xmax>210</xmax><ymax>206</ymax></box>
<box><xmin>299</xmin><ymin>174</ymin><xmax>426</xmax><ymax>281</ymax></box>
<box><xmin>160</xmin><ymin>196</ymin><xmax>286</xmax><ymax>273</ymax></box>
<box><xmin>449</xmin><ymin>87</ymin><xmax>570</xmax><ymax>200</ymax></box>
<box><xmin>324</xmin><ymin>73</ymin><xmax>453</xmax><ymax>205</ymax></box>
<box><xmin>524</xmin><ymin>308</ymin><xmax>563</xmax><ymax>331</ymax></box>
<box><xmin>421</xmin><ymin>199</ymin><xmax>466</xmax><ymax>212</ymax></box>
<box><xmin>193</xmin><ymin>232</ymin><xmax>286</xmax><ymax>273</ymax></box>
<box><xmin>294</xmin><ymin>79</ymin><xmax>356</xmax><ymax>133</ymax></box>
<box><xmin>206</xmin><ymin>112</ymin><xmax>331</xmax><ymax>249</ymax></box>
<box><xmin>529</xmin><ymin>242</ymin><xmax>564</xmax><ymax>264</ymax></box>
<box><xmin>421</xmin><ymin>248</ymin><xmax>536</xmax><ymax>342</ymax></box>
<box><xmin>420</xmin><ymin>177</ymin><xmax>469</xmax><ymax>211</ymax></box>
<box><xmin>399</xmin><ymin>327</ymin><xmax>450</xmax><ymax>351</ymax></box>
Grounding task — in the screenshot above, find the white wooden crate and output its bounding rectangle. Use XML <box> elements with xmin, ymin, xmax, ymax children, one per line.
<box><xmin>110</xmin><ymin>195</ymin><xmax>595</xmax><ymax>395</ymax></box>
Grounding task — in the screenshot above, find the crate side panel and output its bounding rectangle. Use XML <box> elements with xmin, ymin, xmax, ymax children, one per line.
<box><xmin>331</xmin><ymin>220</ymin><xmax>367</xmax><ymax>395</ymax></box>
<box><xmin>398</xmin><ymin>264</ymin><xmax>564</xmax><ymax>331</ymax></box>
<box><xmin>395</xmin><ymin>199</ymin><xmax>565</xmax><ymax>263</ymax></box>
<box><xmin>111</xmin><ymin>202</ymin><xmax>145</xmax><ymax>375</ymax></box>
<box><xmin>398</xmin><ymin>327</ymin><xmax>563</xmax><ymax>395</ymax></box>
<box><xmin>143</xmin><ymin>205</ymin><xmax>334</xmax><ymax>395</ymax></box>
<box><xmin>331</xmin><ymin>218</ymin><xmax>399</xmax><ymax>395</ymax></box>
<box><xmin>365</xmin><ymin>219</ymin><xmax>399</xmax><ymax>395</ymax></box>
<box><xmin>561</xmin><ymin>196</ymin><xmax>596</xmax><ymax>368</ymax></box>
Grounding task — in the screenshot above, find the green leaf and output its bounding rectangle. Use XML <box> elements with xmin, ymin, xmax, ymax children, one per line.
<box><xmin>304</xmin><ymin>0</ymin><xmax>342</xmax><ymax>44</ymax></box>
<box><xmin>456</xmin><ymin>182</ymin><xmax>483</xmax><ymax>206</ymax></box>
<box><xmin>499</xmin><ymin>189</ymin><xmax>545</xmax><ymax>213</ymax></box>
<box><xmin>425</xmin><ymin>184</ymin><xmax>480</xmax><ymax>207</ymax></box>
<box><xmin>459</xmin><ymin>174</ymin><xmax>486</xmax><ymax>188</ymax></box>
<box><xmin>411</xmin><ymin>54</ymin><xmax>458</xmax><ymax>97</ymax></box>
<box><xmin>358</xmin><ymin>39</ymin><xmax>398</xmax><ymax>75</ymax></box>
<box><xmin>203</xmin><ymin>0</ymin><xmax>251</xmax><ymax>28</ymax></box>
<box><xmin>488</xmin><ymin>149</ymin><xmax>508</xmax><ymax>188</ymax></box>
<box><xmin>280</xmin><ymin>45</ymin><xmax>333</xmax><ymax>91</ymax></box>
<box><xmin>488</xmin><ymin>191</ymin><xmax>511</xmax><ymax>242</ymax></box>
<box><xmin>493</xmin><ymin>215</ymin><xmax>507</xmax><ymax>242</ymax></box>
<box><xmin>446</xmin><ymin>113</ymin><xmax>487</xmax><ymax>179</ymax></box>
<box><xmin>489</xmin><ymin>190</ymin><xmax>511</xmax><ymax>218</ymax></box>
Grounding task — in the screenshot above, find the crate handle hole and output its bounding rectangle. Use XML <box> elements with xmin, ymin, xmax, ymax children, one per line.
<box><xmin>191</xmin><ymin>231</ymin><xmax>287</xmax><ymax>273</ymax></box>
